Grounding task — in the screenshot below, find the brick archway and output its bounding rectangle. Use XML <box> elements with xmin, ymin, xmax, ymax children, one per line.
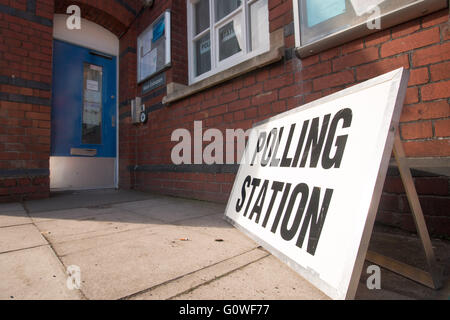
<box><xmin>54</xmin><ymin>0</ymin><xmax>142</xmax><ymax>37</ymax></box>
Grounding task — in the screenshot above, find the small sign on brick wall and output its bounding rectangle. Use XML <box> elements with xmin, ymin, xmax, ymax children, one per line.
<box><xmin>142</xmin><ymin>72</ymin><xmax>165</xmax><ymax>95</ymax></box>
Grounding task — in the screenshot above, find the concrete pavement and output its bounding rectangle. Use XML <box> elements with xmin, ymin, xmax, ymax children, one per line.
<box><xmin>0</xmin><ymin>189</ymin><xmax>448</xmax><ymax>300</ymax></box>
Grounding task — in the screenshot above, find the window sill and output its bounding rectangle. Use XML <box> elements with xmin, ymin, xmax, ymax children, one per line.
<box><xmin>163</xmin><ymin>28</ymin><xmax>285</xmax><ymax>105</ymax></box>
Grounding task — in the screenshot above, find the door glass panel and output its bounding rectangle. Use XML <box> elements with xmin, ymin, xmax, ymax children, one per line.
<box><xmin>215</xmin><ymin>0</ymin><xmax>241</xmax><ymax>22</ymax></box>
<box><xmin>82</xmin><ymin>63</ymin><xmax>102</xmax><ymax>144</ymax></box>
<box><xmin>195</xmin><ymin>33</ymin><xmax>211</xmax><ymax>76</ymax></box>
<box><xmin>249</xmin><ymin>0</ymin><xmax>269</xmax><ymax>52</ymax></box>
<box><xmin>194</xmin><ymin>0</ymin><xmax>210</xmax><ymax>35</ymax></box>
<box><xmin>218</xmin><ymin>14</ymin><xmax>243</xmax><ymax>61</ymax></box>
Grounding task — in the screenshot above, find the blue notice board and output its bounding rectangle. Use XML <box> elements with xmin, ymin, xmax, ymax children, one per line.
<box><xmin>152</xmin><ymin>17</ymin><xmax>165</xmax><ymax>43</ymax></box>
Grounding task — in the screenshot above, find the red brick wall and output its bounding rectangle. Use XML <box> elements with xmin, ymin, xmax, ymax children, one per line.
<box><xmin>1</xmin><ymin>1</ymin><xmax>448</xmax><ymax>236</ymax></box>
<box><xmin>118</xmin><ymin>1</ymin><xmax>449</xmax><ymax>236</ymax></box>
<box><xmin>0</xmin><ymin>0</ymin><xmax>140</xmax><ymax>202</ymax></box>
<box><xmin>118</xmin><ymin>0</ymin><xmax>188</xmax><ymax>190</ymax></box>
<box><xmin>0</xmin><ymin>0</ymin><xmax>55</xmax><ymax>202</ymax></box>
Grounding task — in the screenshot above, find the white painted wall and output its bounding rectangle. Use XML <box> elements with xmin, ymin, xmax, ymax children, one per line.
<box><xmin>53</xmin><ymin>14</ymin><xmax>119</xmax><ymax>56</ymax></box>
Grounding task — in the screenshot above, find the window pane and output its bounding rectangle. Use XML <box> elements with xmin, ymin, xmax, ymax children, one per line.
<box><xmin>249</xmin><ymin>0</ymin><xmax>269</xmax><ymax>52</ymax></box>
<box><xmin>194</xmin><ymin>0</ymin><xmax>210</xmax><ymax>35</ymax></box>
<box><xmin>215</xmin><ymin>0</ymin><xmax>241</xmax><ymax>22</ymax></box>
<box><xmin>195</xmin><ymin>34</ymin><xmax>211</xmax><ymax>76</ymax></box>
<box><xmin>82</xmin><ymin>63</ymin><xmax>102</xmax><ymax>145</ymax></box>
<box><xmin>218</xmin><ymin>15</ymin><xmax>243</xmax><ymax>61</ymax></box>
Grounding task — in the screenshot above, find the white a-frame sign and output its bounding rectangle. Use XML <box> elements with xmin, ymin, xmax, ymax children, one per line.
<box><xmin>224</xmin><ymin>68</ymin><xmax>417</xmax><ymax>299</ymax></box>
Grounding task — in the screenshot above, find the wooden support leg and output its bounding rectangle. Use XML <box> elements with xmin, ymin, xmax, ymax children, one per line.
<box><xmin>366</xmin><ymin>250</ymin><xmax>436</xmax><ymax>288</ymax></box>
<box><xmin>366</xmin><ymin>130</ymin><xmax>442</xmax><ymax>289</ymax></box>
<box><xmin>392</xmin><ymin>132</ymin><xmax>442</xmax><ymax>288</ymax></box>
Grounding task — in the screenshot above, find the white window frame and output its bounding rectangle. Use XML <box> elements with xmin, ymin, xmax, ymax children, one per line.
<box><xmin>187</xmin><ymin>0</ymin><xmax>270</xmax><ymax>85</ymax></box>
<box><xmin>292</xmin><ymin>0</ymin><xmax>448</xmax><ymax>58</ymax></box>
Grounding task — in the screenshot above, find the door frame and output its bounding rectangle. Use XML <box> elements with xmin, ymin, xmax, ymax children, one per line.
<box><xmin>52</xmin><ymin>14</ymin><xmax>120</xmax><ymax>189</ymax></box>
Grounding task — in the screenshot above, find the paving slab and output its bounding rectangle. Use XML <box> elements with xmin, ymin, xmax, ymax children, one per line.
<box><xmin>123</xmin><ymin>200</ymin><xmax>225</xmax><ymax>223</ymax></box>
<box><xmin>34</xmin><ymin>209</ymin><xmax>163</xmax><ymax>244</ymax></box>
<box><xmin>129</xmin><ymin>248</ymin><xmax>270</xmax><ymax>300</ymax></box>
<box><xmin>173</xmin><ymin>255</ymin><xmax>329</xmax><ymax>300</ymax></box>
<box><xmin>59</xmin><ymin>223</ymin><xmax>258</xmax><ymax>299</ymax></box>
<box><xmin>0</xmin><ymin>224</ymin><xmax>47</xmax><ymax>253</ymax></box>
<box><xmin>0</xmin><ymin>203</ymin><xmax>31</xmax><ymax>228</ymax></box>
<box><xmin>0</xmin><ymin>245</ymin><xmax>83</xmax><ymax>300</ymax></box>
<box><xmin>1</xmin><ymin>190</ymin><xmax>448</xmax><ymax>300</ymax></box>
<box><xmin>172</xmin><ymin>213</ymin><xmax>257</xmax><ymax>244</ymax></box>
<box><xmin>0</xmin><ymin>202</ymin><xmax>24</xmax><ymax>212</ymax></box>
<box><xmin>355</xmin><ymin>282</ymin><xmax>414</xmax><ymax>300</ymax></box>
<box><xmin>369</xmin><ymin>231</ymin><xmax>450</xmax><ymax>270</ymax></box>
<box><xmin>29</xmin><ymin>207</ymin><xmax>114</xmax><ymax>223</ymax></box>
<box><xmin>52</xmin><ymin>225</ymin><xmax>161</xmax><ymax>257</ymax></box>
<box><xmin>50</xmin><ymin>213</ymin><xmax>248</xmax><ymax>258</ymax></box>
<box><xmin>25</xmin><ymin>189</ymin><xmax>154</xmax><ymax>213</ymax></box>
<box><xmin>363</xmin><ymin>228</ymin><xmax>450</xmax><ymax>300</ymax></box>
<box><xmin>112</xmin><ymin>196</ymin><xmax>188</xmax><ymax>209</ymax></box>
<box><xmin>357</xmin><ymin>258</ymin><xmax>450</xmax><ymax>300</ymax></box>
<box><xmin>0</xmin><ymin>211</ymin><xmax>32</xmax><ymax>228</ymax></box>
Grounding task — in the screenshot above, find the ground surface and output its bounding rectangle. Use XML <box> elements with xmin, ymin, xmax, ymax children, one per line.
<box><xmin>0</xmin><ymin>189</ymin><xmax>448</xmax><ymax>300</ymax></box>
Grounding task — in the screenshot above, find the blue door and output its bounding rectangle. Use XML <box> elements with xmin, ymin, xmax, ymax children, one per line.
<box><xmin>50</xmin><ymin>40</ymin><xmax>117</xmax><ymax>190</ymax></box>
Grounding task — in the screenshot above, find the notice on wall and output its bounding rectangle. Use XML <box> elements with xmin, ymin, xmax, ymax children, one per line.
<box><xmin>141</xmin><ymin>30</ymin><xmax>153</xmax><ymax>56</ymax></box>
<box><xmin>86</xmin><ymin>80</ymin><xmax>99</xmax><ymax>92</ymax></box>
<box><xmin>224</xmin><ymin>68</ymin><xmax>409</xmax><ymax>300</ymax></box>
<box><xmin>84</xmin><ymin>90</ymin><xmax>101</xmax><ymax>103</ymax></box>
<box><xmin>153</xmin><ymin>16</ymin><xmax>165</xmax><ymax>43</ymax></box>
<box><xmin>141</xmin><ymin>48</ymin><xmax>157</xmax><ymax>78</ymax></box>
<box><xmin>137</xmin><ymin>10</ymin><xmax>171</xmax><ymax>83</ymax></box>
<box><xmin>83</xmin><ymin>102</ymin><xmax>101</xmax><ymax>126</ymax></box>
<box><xmin>200</xmin><ymin>38</ymin><xmax>211</xmax><ymax>55</ymax></box>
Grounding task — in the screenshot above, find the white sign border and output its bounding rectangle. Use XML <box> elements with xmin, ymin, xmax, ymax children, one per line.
<box><xmin>223</xmin><ymin>68</ymin><xmax>410</xmax><ymax>300</ymax></box>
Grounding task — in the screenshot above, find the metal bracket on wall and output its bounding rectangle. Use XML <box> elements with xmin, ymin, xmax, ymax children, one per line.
<box><xmin>365</xmin><ymin>129</ymin><xmax>443</xmax><ymax>289</ymax></box>
<box><xmin>131</xmin><ymin>97</ymin><xmax>142</xmax><ymax>124</ymax></box>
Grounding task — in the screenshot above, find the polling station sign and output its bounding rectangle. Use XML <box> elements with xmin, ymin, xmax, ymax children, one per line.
<box><xmin>224</xmin><ymin>68</ymin><xmax>409</xmax><ymax>300</ymax></box>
